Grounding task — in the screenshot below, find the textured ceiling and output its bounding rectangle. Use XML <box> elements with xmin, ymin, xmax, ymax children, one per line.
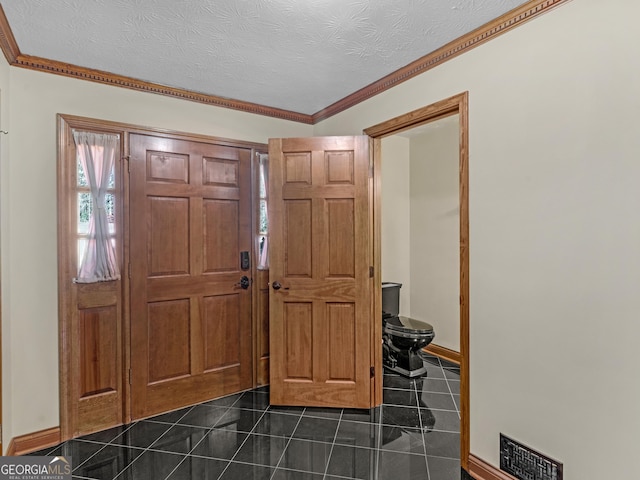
<box><xmin>3</xmin><ymin>0</ymin><xmax>529</xmax><ymax>115</ymax></box>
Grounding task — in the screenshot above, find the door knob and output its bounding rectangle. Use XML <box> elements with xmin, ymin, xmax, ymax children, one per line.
<box><xmin>235</xmin><ymin>275</ymin><xmax>250</xmax><ymax>289</ymax></box>
<box><xmin>270</xmin><ymin>281</ymin><xmax>289</xmax><ymax>291</ymax></box>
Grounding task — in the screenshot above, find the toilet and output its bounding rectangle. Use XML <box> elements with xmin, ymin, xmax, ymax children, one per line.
<box><xmin>382</xmin><ymin>282</ymin><xmax>435</xmax><ymax>378</ymax></box>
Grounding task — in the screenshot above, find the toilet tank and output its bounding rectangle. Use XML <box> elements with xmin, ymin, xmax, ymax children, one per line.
<box><xmin>382</xmin><ymin>282</ymin><xmax>402</xmax><ymax>317</ymax></box>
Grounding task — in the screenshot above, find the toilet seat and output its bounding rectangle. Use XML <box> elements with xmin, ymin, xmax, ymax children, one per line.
<box><xmin>384</xmin><ymin>316</ymin><xmax>434</xmax><ymax>339</ymax></box>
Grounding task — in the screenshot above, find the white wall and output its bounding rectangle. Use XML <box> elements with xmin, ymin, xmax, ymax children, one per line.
<box><xmin>4</xmin><ymin>2</ymin><xmax>640</xmax><ymax>476</ymax></box>
<box><xmin>381</xmin><ymin>135</ymin><xmax>411</xmax><ymax>315</ymax></box>
<box><xmin>314</xmin><ymin>0</ymin><xmax>640</xmax><ymax>478</ymax></box>
<box><xmin>409</xmin><ymin>118</ymin><xmax>460</xmax><ymax>351</ymax></box>
<box><xmin>1</xmin><ymin>67</ymin><xmax>312</xmax><ymax>447</ymax></box>
<box><xmin>0</xmin><ymin>53</ymin><xmax>11</xmax><ymax>450</ymax></box>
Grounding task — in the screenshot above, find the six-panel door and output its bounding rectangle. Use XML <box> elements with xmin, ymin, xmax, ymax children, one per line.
<box><xmin>129</xmin><ymin>134</ymin><xmax>253</xmax><ymax>419</ymax></box>
<box><xmin>268</xmin><ymin>136</ymin><xmax>372</xmax><ymax>408</ymax></box>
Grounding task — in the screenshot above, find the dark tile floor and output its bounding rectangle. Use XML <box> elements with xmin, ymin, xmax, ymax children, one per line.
<box><xmin>29</xmin><ymin>355</ymin><xmax>460</xmax><ymax>480</ymax></box>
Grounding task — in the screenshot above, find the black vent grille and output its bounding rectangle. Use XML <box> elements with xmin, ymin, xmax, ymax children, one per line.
<box><xmin>500</xmin><ymin>434</ymin><xmax>563</xmax><ymax>480</ymax></box>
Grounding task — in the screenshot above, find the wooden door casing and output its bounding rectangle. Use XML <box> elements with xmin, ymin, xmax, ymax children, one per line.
<box><xmin>59</xmin><ymin>115</ymin><xmax>270</xmax><ymax>444</ymax></box>
<box><xmin>255</xmin><ymin>269</ymin><xmax>270</xmax><ymax>385</ymax></box>
<box><xmin>268</xmin><ymin>136</ymin><xmax>372</xmax><ymax>409</ymax></box>
<box><xmin>129</xmin><ymin>134</ymin><xmax>253</xmax><ymax>420</ymax></box>
<box><xmin>364</xmin><ymin>92</ymin><xmax>470</xmax><ymax>469</ymax></box>
<box><xmin>253</xmin><ymin>149</ymin><xmax>270</xmax><ymax>387</ymax></box>
<box><xmin>57</xmin><ymin>116</ymin><xmax>126</xmax><ymax>439</ymax></box>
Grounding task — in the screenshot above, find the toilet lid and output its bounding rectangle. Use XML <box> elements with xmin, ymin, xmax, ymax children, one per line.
<box><xmin>384</xmin><ymin>315</ymin><xmax>434</xmax><ymax>334</ymax></box>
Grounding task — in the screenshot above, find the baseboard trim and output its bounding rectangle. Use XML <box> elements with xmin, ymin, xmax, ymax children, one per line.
<box><xmin>5</xmin><ymin>439</ymin><xmax>15</xmax><ymax>456</ymax></box>
<box><xmin>5</xmin><ymin>427</ymin><xmax>61</xmax><ymax>456</ymax></box>
<box><xmin>423</xmin><ymin>343</ymin><xmax>461</xmax><ymax>366</ymax></box>
<box><xmin>468</xmin><ymin>454</ymin><xmax>517</xmax><ymax>480</ymax></box>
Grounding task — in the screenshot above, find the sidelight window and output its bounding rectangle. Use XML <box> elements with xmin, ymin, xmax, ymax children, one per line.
<box><xmin>73</xmin><ymin>131</ymin><xmax>120</xmax><ymax>282</ymax></box>
<box><xmin>257</xmin><ymin>153</ymin><xmax>269</xmax><ymax>269</ymax></box>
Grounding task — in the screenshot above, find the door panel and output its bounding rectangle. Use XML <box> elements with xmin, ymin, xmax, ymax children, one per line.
<box><xmin>74</xmin><ymin>282</ymin><xmax>123</xmax><ymax>434</ymax></box>
<box><xmin>148</xmin><ymin>197</ymin><xmax>190</xmax><ymax>275</ymax></box>
<box><xmin>79</xmin><ymin>305</ymin><xmax>118</xmax><ymax>397</ymax></box>
<box><xmin>285</xmin><ymin>200</ymin><xmax>312</xmax><ymax>276</ymax></box>
<box><xmin>328</xmin><ymin>303</ymin><xmax>356</xmax><ymax>381</ymax></box>
<box><xmin>147</xmin><ymin>299</ymin><xmax>191</xmax><ymax>383</ymax></box>
<box><xmin>203</xmin><ymin>200</ymin><xmax>239</xmax><ymax>272</ymax></box>
<box><xmin>284</xmin><ymin>303</ymin><xmax>313</xmax><ymax>380</ymax></box>
<box><xmin>327</xmin><ymin>199</ymin><xmax>355</xmax><ymax>276</ymax></box>
<box><xmin>130</xmin><ymin>134</ymin><xmax>252</xmax><ymax>419</ymax></box>
<box><xmin>269</xmin><ymin>136</ymin><xmax>371</xmax><ymax>408</ymax></box>
<box><xmin>203</xmin><ymin>294</ymin><xmax>241</xmax><ymax>370</ymax></box>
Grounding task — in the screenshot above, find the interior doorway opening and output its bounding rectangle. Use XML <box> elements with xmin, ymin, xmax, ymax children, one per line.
<box><xmin>364</xmin><ymin>91</ymin><xmax>470</xmax><ymax>469</ymax></box>
<box><xmin>381</xmin><ymin>113</ymin><xmax>461</xmax><ymax>359</ymax></box>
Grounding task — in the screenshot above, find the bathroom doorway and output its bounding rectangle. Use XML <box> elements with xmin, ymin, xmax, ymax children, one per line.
<box><xmin>364</xmin><ymin>92</ymin><xmax>470</xmax><ymax>469</ymax></box>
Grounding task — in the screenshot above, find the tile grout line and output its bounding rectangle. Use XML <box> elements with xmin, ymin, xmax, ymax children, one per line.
<box><xmin>108</xmin><ymin>391</ymin><xmax>246</xmax><ymax>479</ymax></box>
<box><xmin>64</xmin><ymin>375</ymin><xmax>462</xmax><ymax>479</ymax></box>
<box><xmin>437</xmin><ymin>358</ymin><xmax>463</xmax><ymax>476</ymax></box>
<box><xmin>416</xmin><ymin>375</ymin><xmax>432</xmax><ymax>480</ymax></box>
<box><xmin>268</xmin><ymin>408</ymin><xmax>307</xmax><ymax>480</ymax></box>
<box><xmin>108</xmin><ymin>404</ymin><xmax>203</xmax><ymax>480</ymax></box>
<box><xmin>320</xmin><ymin>409</ymin><xmax>344</xmax><ymax>479</ymax></box>
<box><xmin>164</xmin><ymin>392</ymin><xmax>269</xmax><ymax>480</ymax></box>
<box><xmin>158</xmin><ymin>402</ymin><xmax>243</xmax><ymax>480</ymax></box>
<box><xmin>373</xmin><ymin>402</ymin><xmax>383</xmax><ymax>480</ymax></box>
<box><xmin>441</xmin><ymin>359</ymin><xmax>461</xmax><ymax>419</ymax></box>
<box><xmin>379</xmin><ymin>403</ymin><xmax>459</xmax><ymax>414</ymax></box>
<box><xmin>69</xmin><ymin>420</ymin><xmax>139</xmax><ymax>473</ymax></box>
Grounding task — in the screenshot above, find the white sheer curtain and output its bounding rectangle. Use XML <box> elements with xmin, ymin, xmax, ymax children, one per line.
<box><xmin>73</xmin><ymin>131</ymin><xmax>120</xmax><ymax>283</ymax></box>
<box><xmin>258</xmin><ymin>153</ymin><xmax>269</xmax><ymax>269</ymax></box>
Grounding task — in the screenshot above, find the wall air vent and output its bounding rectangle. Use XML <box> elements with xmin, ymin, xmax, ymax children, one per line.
<box><xmin>500</xmin><ymin>433</ymin><xmax>563</xmax><ymax>480</ymax></box>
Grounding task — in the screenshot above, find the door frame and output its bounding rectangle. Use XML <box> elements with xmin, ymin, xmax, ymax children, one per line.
<box><xmin>57</xmin><ymin>114</ymin><xmax>128</xmax><ymax>440</ymax></box>
<box><xmin>364</xmin><ymin>91</ymin><xmax>470</xmax><ymax>469</ymax></box>
<box><xmin>58</xmin><ymin>114</ymin><xmax>267</xmax><ymax>440</ymax></box>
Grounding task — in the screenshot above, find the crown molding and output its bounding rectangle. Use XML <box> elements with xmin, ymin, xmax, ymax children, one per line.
<box><xmin>13</xmin><ymin>54</ymin><xmax>314</xmax><ymax>124</ymax></box>
<box><xmin>0</xmin><ymin>0</ymin><xmax>571</xmax><ymax>125</ymax></box>
<box><xmin>0</xmin><ymin>6</ymin><xmax>312</xmax><ymax>124</ymax></box>
<box><xmin>0</xmin><ymin>4</ymin><xmax>19</xmax><ymax>63</ymax></box>
<box><xmin>311</xmin><ymin>0</ymin><xmax>572</xmax><ymax>123</ymax></box>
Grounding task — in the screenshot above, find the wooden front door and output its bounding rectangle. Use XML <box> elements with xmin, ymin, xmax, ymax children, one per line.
<box><xmin>268</xmin><ymin>136</ymin><xmax>372</xmax><ymax>408</ymax></box>
<box><xmin>130</xmin><ymin>133</ymin><xmax>253</xmax><ymax>419</ymax></box>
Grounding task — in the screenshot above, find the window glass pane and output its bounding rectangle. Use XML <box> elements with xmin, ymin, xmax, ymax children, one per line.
<box><xmin>105</xmin><ymin>193</ymin><xmax>116</xmax><ymax>235</ymax></box>
<box><xmin>77</xmin><ymin>159</ymin><xmax>88</xmax><ymax>187</ymax></box>
<box><xmin>77</xmin><ymin>156</ymin><xmax>115</xmax><ymax>188</ymax></box>
<box><xmin>78</xmin><ymin>192</ymin><xmax>92</xmax><ymax>234</ymax></box>
<box><xmin>108</xmin><ymin>167</ymin><xmax>115</xmax><ymax>189</ymax></box>
<box><xmin>259</xmin><ymin>165</ymin><xmax>266</xmax><ymax>198</ymax></box>
<box><xmin>259</xmin><ymin>200</ymin><xmax>268</xmax><ymax>235</ymax></box>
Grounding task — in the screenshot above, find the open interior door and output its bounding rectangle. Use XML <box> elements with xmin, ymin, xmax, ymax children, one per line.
<box><xmin>268</xmin><ymin>136</ymin><xmax>373</xmax><ymax>408</ymax></box>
